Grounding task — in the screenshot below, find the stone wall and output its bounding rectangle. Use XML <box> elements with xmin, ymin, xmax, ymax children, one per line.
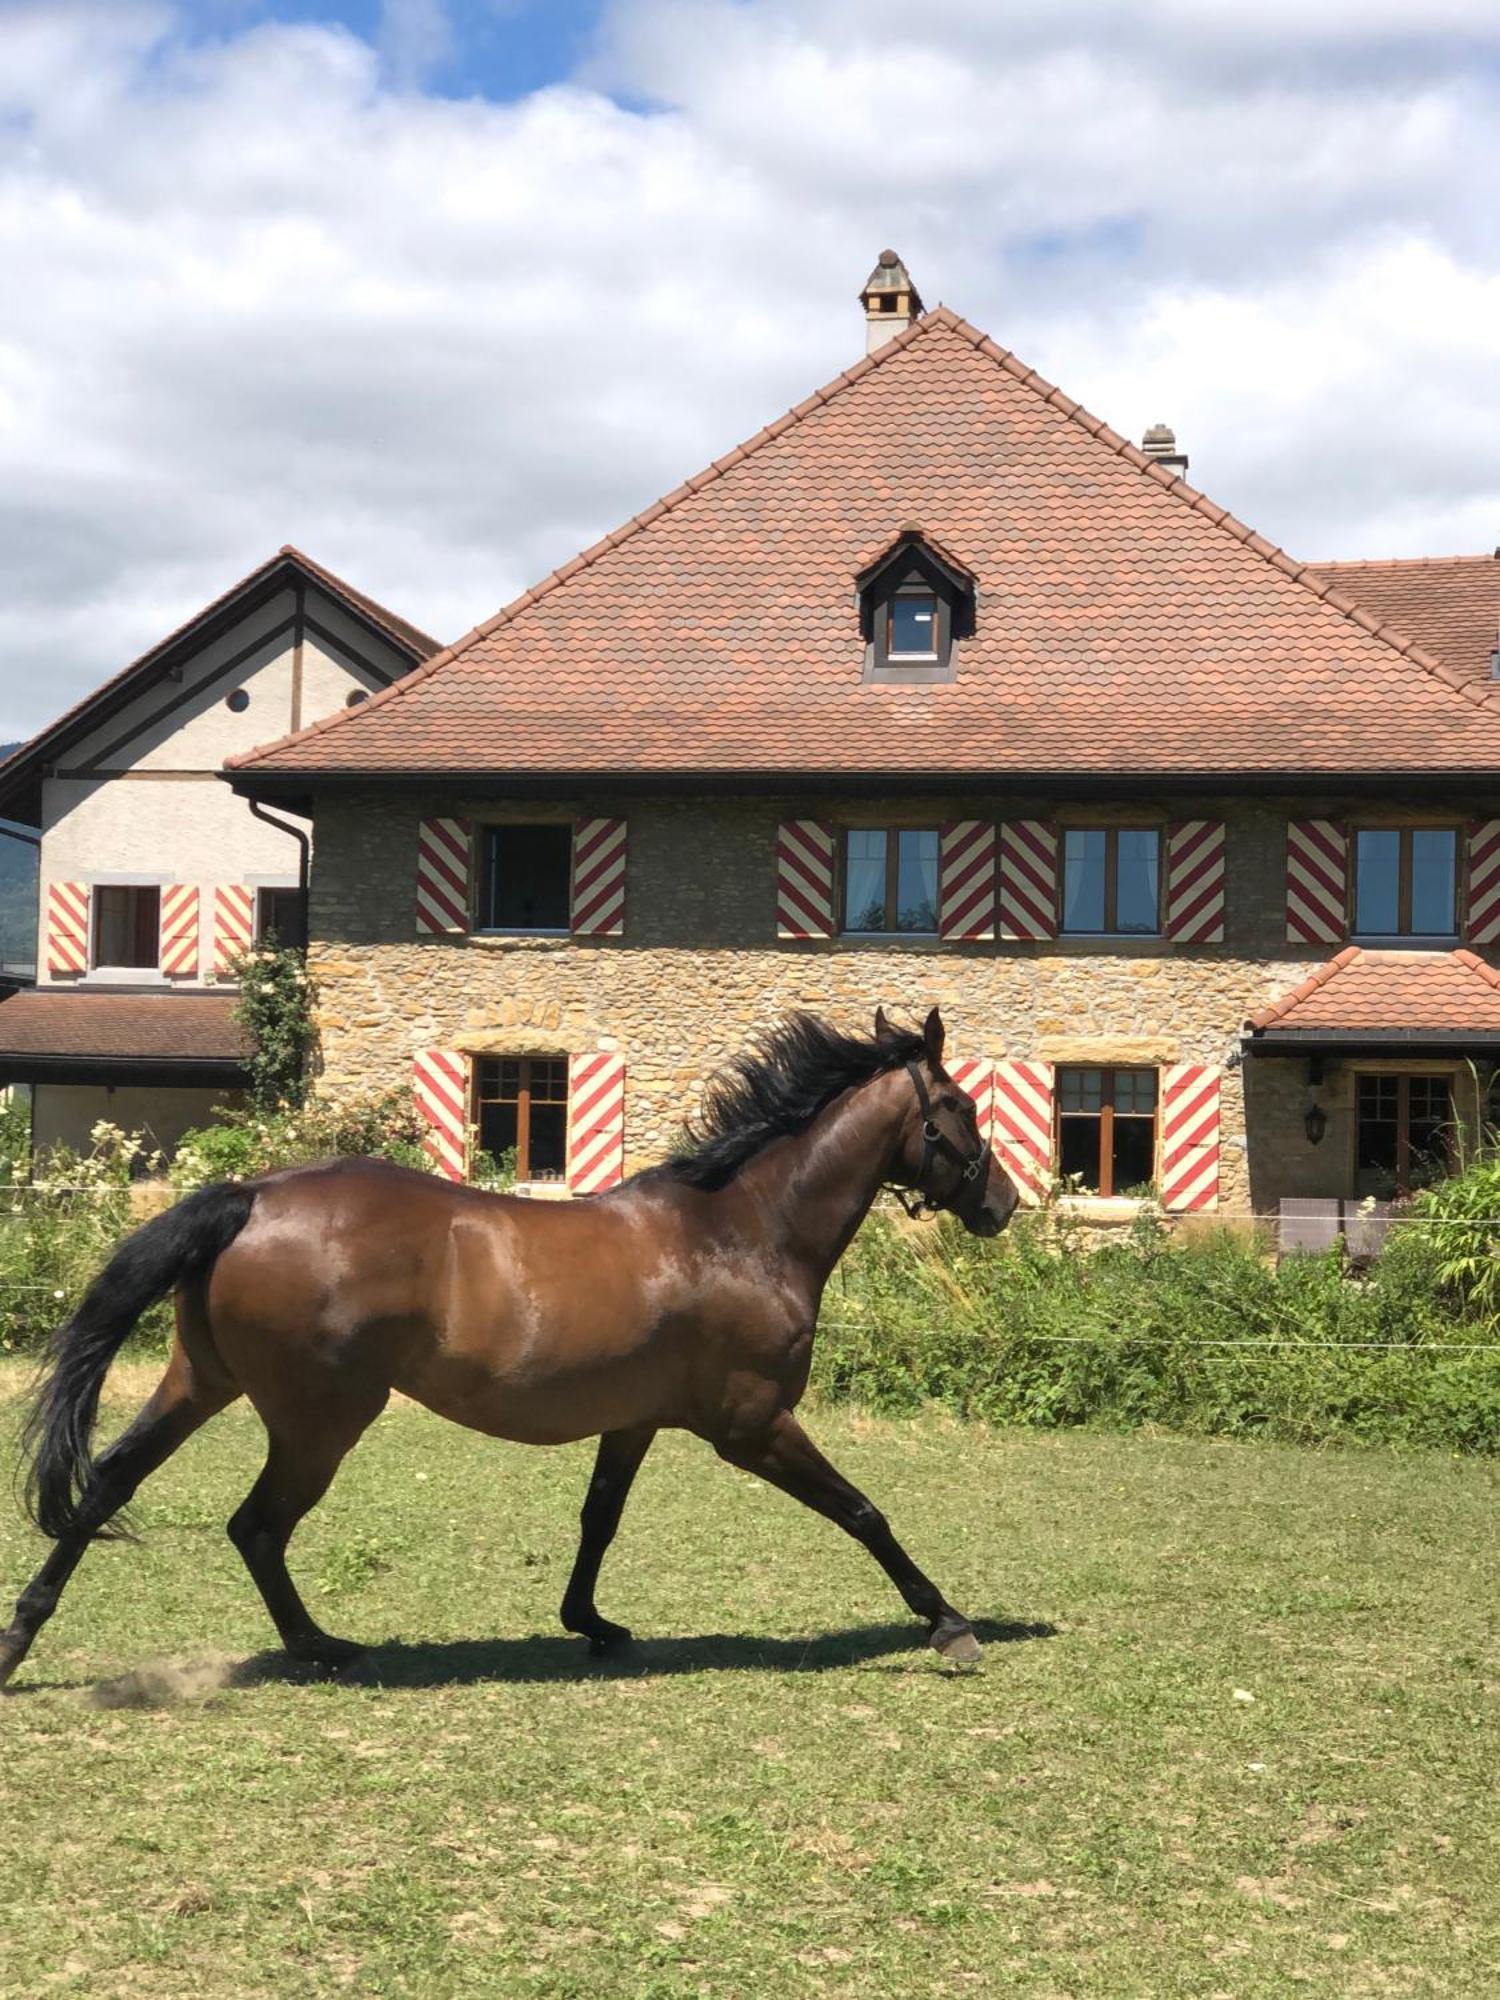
<box><xmin>301</xmin><ymin>788</ymin><xmax>1500</xmax><ymax>1212</ymax></box>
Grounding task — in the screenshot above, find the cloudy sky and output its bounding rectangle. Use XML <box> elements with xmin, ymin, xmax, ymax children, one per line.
<box><xmin>2</xmin><ymin>0</ymin><xmax>1499</xmax><ymax>739</ymax></box>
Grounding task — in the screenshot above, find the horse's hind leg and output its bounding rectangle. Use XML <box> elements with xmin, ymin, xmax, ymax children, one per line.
<box><xmin>560</xmin><ymin>1425</ymin><xmax>656</xmax><ymax>1654</ymax></box>
<box><xmin>714</xmin><ymin>1409</ymin><xmax>982</xmax><ymax>1665</ymax></box>
<box><xmin>0</xmin><ymin>1346</ymin><xmax>235</xmax><ymax>1687</ymax></box>
<box><xmin>227</xmin><ymin>1386</ymin><xmax>386</xmax><ymax>1668</ymax></box>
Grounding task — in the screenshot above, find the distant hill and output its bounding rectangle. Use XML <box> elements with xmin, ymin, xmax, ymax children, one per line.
<box><xmin>0</xmin><ymin>819</ymin><xmax>37</xmax><ymax>977</ymax></box>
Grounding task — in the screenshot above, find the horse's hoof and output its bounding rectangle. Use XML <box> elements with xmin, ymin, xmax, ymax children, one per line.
<box><xmin>586</xmin><ymin>1620</ymin><xmax>633</xmax><ymax>1657</ymax></box>
<box><xmin>0</xmin><ymin>1635</ymin><xmax>28</xmax><ymax>1690</ymax></box>
<box><xmin>289</xmin><ymin>1634</ymin><xmax>366</xmax><ymax>1672</ymax></box>
<box><xmin>930</xmin><ymin>1618</ymin><xmax>983</xmax><ymax>1668</ymax></box>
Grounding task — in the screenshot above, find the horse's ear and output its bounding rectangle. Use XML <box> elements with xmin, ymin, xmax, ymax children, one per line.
<box><xmin>923</xmin><ymin>1006</ymin><xmax>946</xmax><ymax>1068</ymax></box>
<box><xmin>874</xmin><ymin>1006</ymin><xmax>896</xmax><ymax>1044</ymax></box>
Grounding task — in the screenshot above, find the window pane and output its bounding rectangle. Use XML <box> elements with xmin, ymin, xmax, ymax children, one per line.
<box><xmin>1058</xmin><ymin>1116</ymin><xmax>1100</xmax><ymax>1191</ymax></box>
<box><xmin>529</xmin><ymin>1102</ymin><xmax>568</xmax><ymax>1179</ymax></box>
<box><xmin>895</xmin><ymin>830</ymin><xmax>938</xmax><ymax>931</ymax></box>
<box><xmin>1112</xmin><ymin>1068</ymin><xmax>1157</xmax><ymax>1113</ymax></box>
<box><xmin>1355</xmin><ymin>1075</ymin><xmax>1399</xmax><ymax>1187</ymax></box>
<box><xmin>844</xmin><ymin>829</ymin><xmax>887</xmax><ymax>931</ymax></box>
<box><xmin>1115</xmin><ymin>829</ymin><xmax>1160</xmax><ymax>933</ymax></box>
<box><xmin>532</xmin><ymin>1057</ymin><xmax>569</xmax><ymax>1103</ymax></box>
<box><xmin>1354</xmin><ymin>829</ymin><xmax>1400</xmax><ymax>935</ymax></box>
<box><xmin>1062</xmin><ymin>830</ymin><xmax>1106</xmax><ymax>932</ymax></box>
<box><xmin>482</xmin><ymin>825</ymin><xmax>572</xmax><ymax>929</ymax></box>
<box><xmin>1410</xmin><ymin>829</ymin><xmax>1456</xmax><ymax>935</ymax></box>
<box><xmin>94</xmin><ymin>886</ymin><xmax>160</xmax><ymax>970</ymax></box>
<box><xmin>478</xmin><ymin>1098</ymin><xmax>519</xmax><ymax>1162</ymax></box>
<box><xmin>1112</xmin><ymin>1117</ymin><xmax>1156</xmax><ymax>1194</ymax></box>
<box><xmin>889</xmin><ymin>595</ymin><xmax>937</xmax><ymax>655</ymax></box>
<box><xmin>1058</xmin><ymin>1067</ymin><xmax>1104</xmax><ymax>1112</ymax></box>
<box><xmin>256</xmin><ymin>887</ymin><xmax>306</xmax><ymax>949</ymax></box>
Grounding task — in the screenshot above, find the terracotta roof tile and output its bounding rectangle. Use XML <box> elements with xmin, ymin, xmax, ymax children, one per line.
<box><xmin>0</xmin><ymin>991</ymin><xmax>249</xmax><ymax>1063</ymax></box>
<box><xmin>1247</xmin><ymin>948</ymin><xmax>1500</xmax><ymax>1034</ymax></box>
<box><xmin>1305</xmin><ymin>555</ymin><xmax>1500</xmax><ymax>686</ymax></box>
<box><xmin>229</xmin><ymin>310</ymin><xmax>1500</xmax><ymax>782</ymax></box>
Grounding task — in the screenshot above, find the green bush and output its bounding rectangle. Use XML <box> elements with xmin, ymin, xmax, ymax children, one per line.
<box><xmin>1413</xmin><ymin>1152</ymin><xmax>1500</xmax><ymax>1322</ymax></box>
<box><xmin>813</xmin><ymin>1206</ymin><xmax>1500</xmax><ymax>1452</ymax></box>
<box><xmin>169</xmin><ymin>1088</ymin><xmax>430</xmax><ymax>1191</ymax></box>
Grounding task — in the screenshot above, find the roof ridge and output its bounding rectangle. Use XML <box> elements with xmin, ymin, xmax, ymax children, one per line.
<box><xmin>230</xmin><ymin>310</ymin><xmax>947</xmax><ymax>772</ymax></box>
<box><xmin>1247</xmin><ymin>946</ymin><xmax>1363</xmax><ymax>1029</ymax></box>
<box><xmin>1311</xmin><ymin>553</ymin><xmax>1498</xmax><ymax>572</ymax></box>
<box><xmin>277</xmin><ymin>544</ymin><xmax>443</xmax><ymax>658</ymax></box>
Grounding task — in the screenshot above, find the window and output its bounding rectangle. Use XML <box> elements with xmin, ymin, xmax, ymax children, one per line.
<box><xmin>93</xmin><ymin>885</ymin><xmax>160</xmax><ymax>970</ymax></box>
<box><xmin>1057</xmin><ymin>1066</ymin><xmax>1158</xmax><ymax>1196</ymax></box>
<box><xmin>478</xmin><ymin>824</ymin><xmax>572</xmax><ymax>932</ymax></box>
<box><xmin>1355</xmin><ymin>1073</ymin><xmax>1451</xmax><ymax>1198</ymax></box>
<box><xmin>1061</xmin><ymin>827</ymin><xmax>1161</xmax><ymax>934</ymax></box>
<box><xmin>255</xmin><ymin>886</ymin><xmax>307</xmax><ymax>950</ymax></box>
<box><xmin>888</xmin><ymin>592</ymin><xmax>938</xmax><ymax>657</ymax></box>
<box><xmin>475</xmin><ymin>1056</ymin><xmax>568</xmax><ymax>1181</ymax></box>
<box><xmin>843</xmin><ymin>828</ymin><xmax>939</xmax><ymax>933</ymax></box>
<box><xmin>1353</xmin><ymin>827</ymin><xmax>1457</xmax><ymax>937</ymax></box>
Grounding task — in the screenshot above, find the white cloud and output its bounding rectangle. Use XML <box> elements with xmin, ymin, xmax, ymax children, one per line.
<box><xmin>0</xmin><ymin>0</ymin><xmax>1497</xmax><ymax>739</ymax></box>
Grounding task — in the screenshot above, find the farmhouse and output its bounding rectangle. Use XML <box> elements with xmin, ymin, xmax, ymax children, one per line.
<box><xmin>210</xmin><ymin>254</ymin><xmax>1500</xmax><ymax>1221</ymax></box>
<box><xmin>0</xmin><ymin>548</ymin><xmax>439</xmax><ymax>1152</ymax></box>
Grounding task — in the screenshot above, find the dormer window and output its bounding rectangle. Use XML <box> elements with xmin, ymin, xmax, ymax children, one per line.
<box><xmin>856</xmin><ymin>527</ymin><xmax>974</xmax><ymax>683</ymax></box>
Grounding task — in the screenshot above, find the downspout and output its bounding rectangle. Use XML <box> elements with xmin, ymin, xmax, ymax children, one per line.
<box><xmin>246</xmin><ymin>797</ymin><xmax>311</xmax><ymax>914</ymax></box>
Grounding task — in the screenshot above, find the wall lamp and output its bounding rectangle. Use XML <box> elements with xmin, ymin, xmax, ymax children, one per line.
<box><xmin>1304</xmin><ymin>1054</ymin><xmax>1327</xmax><ymax>1145</ymax></box>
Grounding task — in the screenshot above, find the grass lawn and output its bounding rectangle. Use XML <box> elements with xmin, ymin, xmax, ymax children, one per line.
<box><xmin>2</xmin><ymin>1363</ymin><xmax>1498</xmax><ymax>1997</ymax></box>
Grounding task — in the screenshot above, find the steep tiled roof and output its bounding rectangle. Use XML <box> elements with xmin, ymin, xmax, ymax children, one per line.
<box><xmin>1306</xmin><ymin>555</ymin><xmax>1499</xmax><ymax>685</ymax></box>
<box><xmin>0</xmin><ymin>547</ymin><xmax>441</xmax><ymax>823</ymax></box>
<box><xmin>1246</xmin><ymin>948</ymin><xmax>1500</xmax><ymax>1035</ymax></box>
<box><xmin>0</xmin><ymin>990</ymin><xmax>248</xmax><ymax>1063</ymax></box>
<box><xmin>231</xmin><ymin>306</ymin><xmax>1500</xmax><ymax>785</ymax></box>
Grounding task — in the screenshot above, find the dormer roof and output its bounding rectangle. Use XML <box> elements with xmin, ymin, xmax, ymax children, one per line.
<box><xmin>228</xmin><ymin>306</ymin><xmax>1500</xmax><ymax>798</ymax></box>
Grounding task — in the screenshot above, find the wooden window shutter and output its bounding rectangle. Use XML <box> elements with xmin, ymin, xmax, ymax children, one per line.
<box><xmin>413</xmin><ymin>1048</ymin><xmax>471</xmax><ymax>1182</ymax></box>
<box><xmin>567</xmin><ymin>1051</ymin><xmax>626</xmax><ymax>1194</ymax></box>
<box><xmin>775</xmin><ymin>820</ymin><xmax>837</xmax><ymax>938</ymax></box>
<box><xmin>571</xmin><ymin>818</ymin><xmax>627</xmax><ymax>937</ymax></box>
<box><xmin>1160</xmin><ymin>1065</ymin><xmax>1221</xmax><ymax>1212</ymax></box>
<box><xmin>938</xmin><ymin>822</ymin><xmax>997</xmax><ymax>941</ymax></box>
<box><xmin>1466</xmin><ymin>821</ymin><xmax>1500</xmax><ymax>945</ymax></box>
<box><xmin>415</xmin><ymin>816</ymin><xmax>472</xmax><ymax>935</ymax></box>
<box><xmin>946</xmin><ymin>1058</ymin><xmax>995</xmax><ymax>1152</ymax></box>
<box><xmin>1164</xmin><ymin>820</ymin><xmax>1226</xmax><ymax>944</ymax></box>
<box><xmin>212</xmin><ymin>886</ymin><xmax>255</xmax><ymax>975</ymax></box>
<box><xmin>997</xmin><ymin>821</ymin><xmax>1058</xmax><ymax>941</ymax></box>
<box><xmin>46</xmin><ymin>882</ymin><xmax>90</xmax><ymax>977</ymax></box>
<box><xmin>159</xmin><ymin>885</ymin><xmax>200</xmax><ymax>978</ymax></box>
<box><xmin>1285</xmin><ymin>819</ymin><xmax>1347</xmax><ymax>945</ymax></box>
<box><xmin>992</xmin><ymin>1059</ymin><xmax>1054</xmax><ymax>1205</ymax></box>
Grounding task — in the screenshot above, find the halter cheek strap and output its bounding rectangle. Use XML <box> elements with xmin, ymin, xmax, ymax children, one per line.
<box><xmin>884</xmin><ymin>1061</ymin><xmax>991</xmax><ymax>1219</ymax></box>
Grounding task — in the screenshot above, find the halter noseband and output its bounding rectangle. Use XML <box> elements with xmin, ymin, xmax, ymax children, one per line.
<box><xmin>884</xmin><ymin>1060</ymin><xmax>991</xmax><ymax>1220</ymax></box>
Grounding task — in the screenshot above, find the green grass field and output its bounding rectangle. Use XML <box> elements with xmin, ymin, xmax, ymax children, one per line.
<box><xmin>2</xmin><ymin>1364</ymin><xmax>1498</xmax><ymax>1997</ymax></box>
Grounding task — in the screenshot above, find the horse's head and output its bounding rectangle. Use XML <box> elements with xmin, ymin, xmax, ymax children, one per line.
<box><xmin>875</xmin><ymin>1006</ymin><xmax>1019</xmax><ymax>1239</ymax></box>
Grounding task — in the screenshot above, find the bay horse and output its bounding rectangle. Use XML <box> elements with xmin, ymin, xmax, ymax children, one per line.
<box><xmin>1</xmin><ymin>1006</ymin><xmax>1016</xmax><ymax>1688</ymax></box>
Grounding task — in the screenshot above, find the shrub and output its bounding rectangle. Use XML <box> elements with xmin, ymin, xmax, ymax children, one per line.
<box><xmin>231</xmin><ymin>944</ymin><xmax>317</xmax><ymax>1111</ymax></box>
<box><xmin>1412</xmin><ymin>1152</ymin><xmax>1500</xmax><ymax>1324</ymax></box>
<box><xmin>170</xmin><ymin>1089</ymin><xmax>430</xmax><ymax>1191</ymax></box>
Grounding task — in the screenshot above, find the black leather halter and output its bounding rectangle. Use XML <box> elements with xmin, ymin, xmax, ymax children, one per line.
<box><xmin>884</xmin><ymin>1060</ymin><xmax>991</xmax><ymax>1219</ymax></box>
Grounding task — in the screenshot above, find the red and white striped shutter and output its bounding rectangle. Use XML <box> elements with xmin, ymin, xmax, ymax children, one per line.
<box><xmin>159</xmin><ymin>885</ymin><xmax>200</xmax><ymax>978</ymax></box>
<box><xmin>413</xmin><ymin>1048</ymin><xmax>470</xmax><ymax>1182</ymax></box>
<box><xmin>992</xmin><ymin>1059</ymin><xmax>1054</xmax><ymax>1205</ymax></box>
<box><xmin>947</xmin><ymin>1058</ymin><xmax>995</xmax><ymax>1151</ymax></box>
<box><xmin>45</xmin><ymin>882</ymin><xmax>90</xmax><ymax>977</ymax></box>
<box><xmin>415</xmin><ymin>816</ymin><xmax>471</xmax><ymax>935</ymax></box>
<box><xmin>776</xmin><ymin>820</ymin><xmax>837</xmax><ymax>939</ymax></box>
<box><xmin>568</xmin><ymin>1051</ymin><xmax>626</xmax><ymax>1194</ymax></box>
<box><xmin>998</xmin><ymin>821</ymin><xmax>1058</xmax><ymax>941</ymax></box>
<box><xmin>213</xmin><ymin>885</ymin><xmax>255</xmax><ymax>975</ymax></box>
<box><xmin>571</xmin><ymin>818</ymin><xmax>627</xmax><ymax>937</ymax></box>
<box><xmin>938</xmin><ymin>821</ymin><xmax>997</xmax><ymax>941</ymax></box>
<box><xmin>1160</xmin><ymin>1065</ymin><xmax>1221</xmax><ymax>1212</ymax></box>
<box><xmin>1164</xmin><ymin>820</ymin><xmax>1226</xmax><ymax>944</ymax></box>
<box><xmin>1285</xmin><ymin>819</ymin><xmax>1347</xmax><ymax>945</ymax></box>
<box><xmin>1466</xmin><ymin>821</ymin><xmax>1500</xmax><ymax>945</ymax></box>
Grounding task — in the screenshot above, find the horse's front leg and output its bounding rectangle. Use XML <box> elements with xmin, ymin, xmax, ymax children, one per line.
<box><xmin>713</xmin><ymin>1409</ymin><xmax>981</xmax><ymax>1664</ymax></box>
<box><xmin>560</xmin><ymin>1425</ymin><xmax>656</xmax><ymax>1654</ymax></box>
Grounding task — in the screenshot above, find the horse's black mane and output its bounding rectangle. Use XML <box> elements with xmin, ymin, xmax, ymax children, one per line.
<box><xmin>649</xmin><ymin>1012</ymin><xmax>925</xmax><ymax>1192</ymax></box>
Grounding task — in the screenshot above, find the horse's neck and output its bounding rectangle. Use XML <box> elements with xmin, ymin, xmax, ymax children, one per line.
<box><xmin>735</xmin><ymin>1070</ymin><xmax>907</xmax><ymax>1283</ymax></box>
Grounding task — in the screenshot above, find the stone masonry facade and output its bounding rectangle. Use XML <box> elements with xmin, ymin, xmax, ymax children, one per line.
<box><xmin>306</xmin><ymin>788</ymin><xmax>1500</xmax><ymax>1215</ymax></box>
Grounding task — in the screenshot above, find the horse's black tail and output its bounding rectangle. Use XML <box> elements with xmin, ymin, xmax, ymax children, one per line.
<box><xmin>21</xmin><ymin>1181</ymin><xmax>256</xmax><ymax>1541</ymax></box>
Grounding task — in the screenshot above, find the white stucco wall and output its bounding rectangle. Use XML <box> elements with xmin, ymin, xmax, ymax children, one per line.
<box><xmin>37</xmin><ymin>581</ymin><xmax>415</xmax><ymax>988</ymax></box>
<box><xmin>32</xmin><ymin>1083</ymin><xmax>240</xmax><ymax>1157</ymax></box>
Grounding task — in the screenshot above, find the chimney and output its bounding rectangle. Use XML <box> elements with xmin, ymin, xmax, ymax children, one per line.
<box><xmin>1141</xmin><ymin>422</ymin><xmax>1189</xmax><ymax>480</ymax></box>
<box><xmin>860</xmin><ymin>249</ymin><xmax>924</xmax><ymax>354</ymax></box>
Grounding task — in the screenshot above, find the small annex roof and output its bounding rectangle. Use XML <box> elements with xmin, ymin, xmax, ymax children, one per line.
<box><xmin>1245</xmin><ymin>947</ymin><xmax>1500</xmax><ymax>1049</ymax></box>
<box><xmin>1305</xmin><ymin>554</ymin><xmax>1500</xmax><ymax>686</ymax></box>
<box><xmin>0</xmin><ymin>989</ymin><xmax>249</xmax><ymax>1081</ymax></box>
<box><xmin>229</xmin><ymin>304</ymin><xmax>1500</xmax><ymax>796</ymax></box>
<box><xmin>0</xmin><ymin>546</ymin><xmax>442</xmax><ymax>824</ymax></box>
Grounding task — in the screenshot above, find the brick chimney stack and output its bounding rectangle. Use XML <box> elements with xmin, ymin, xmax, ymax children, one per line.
<box><xmin>860</xmin><ymin>250</ymin><xmax>924</xmax><ymax>354</ymax></box>
<box><xmin>1141</xmin><ymin>422</ymin><xmax>1189</xmax><ymax>480</ymax></box>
